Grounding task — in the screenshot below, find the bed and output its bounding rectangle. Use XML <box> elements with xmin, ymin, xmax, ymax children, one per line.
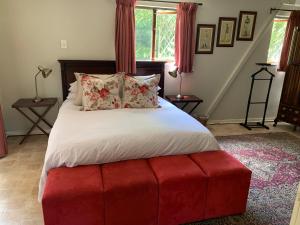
<box><xmin>38</xmin><ymin>60</ymin><xmax>220</xmax><ymax>201</ymax></box>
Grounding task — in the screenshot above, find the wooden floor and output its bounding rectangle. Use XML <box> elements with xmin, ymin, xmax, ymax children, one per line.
<box><xmin>0</xmin><ymin>123</ymin><xmax>299</xmax><ymax>225</ymax></box>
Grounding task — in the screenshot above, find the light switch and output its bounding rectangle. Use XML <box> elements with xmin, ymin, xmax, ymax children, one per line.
<box><xmin>61</xmin><ymin>40</ymin><xmax>67</xmax><ymax>49</ymax></box>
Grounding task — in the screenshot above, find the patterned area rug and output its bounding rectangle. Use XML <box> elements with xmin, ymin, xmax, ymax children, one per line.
<box><xmin>189</xmin><ymin>132</ymin><xmax>300</xmax><ymax>225</ymax></box>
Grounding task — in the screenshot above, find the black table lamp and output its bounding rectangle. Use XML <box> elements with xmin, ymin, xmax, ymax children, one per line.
<box><xmin>33</xmin><ymin>66</ymin><xmax>52</xmax><ymax>103</ymax></box>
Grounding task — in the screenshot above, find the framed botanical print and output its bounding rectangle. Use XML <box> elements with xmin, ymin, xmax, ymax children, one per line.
<box><xmin>195</xmin><ymin>24</ymin><xmax>216</xmax><ymax>54</ymax></box>
<box><xmin>237</xmin><ymin>11</ymin><xmax>257</xmax><ymax>41</ymax></box>
<box><xmin>217</xmin><ymin>17</ymin><xmax>237</xmax><ymax>47</ymax></box>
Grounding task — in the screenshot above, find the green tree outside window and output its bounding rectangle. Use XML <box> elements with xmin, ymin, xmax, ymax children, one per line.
<box><xmin>135</xmin><ymin>8</ymin><xmax>176</xmax><ymax>61</ymax></box>
<box><xmin>267</xmin><ymin>19</ymin><xmax>288</xmax><ymax>64</ymax></box>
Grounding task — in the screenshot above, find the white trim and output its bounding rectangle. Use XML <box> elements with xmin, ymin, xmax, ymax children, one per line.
<box><xmin>283</xmin><ymin>3</ymin><xmax>300</xmax><ymax>8</ymax></box>
<box><xmin>205</xmin><ymin>5</ymin><xmax>281</xmax><ymax>117</ymax></box>
<box><xmin>208</xmin><ymin>117</ymin><xmax>275</xmax><ymax>125</ymax></box>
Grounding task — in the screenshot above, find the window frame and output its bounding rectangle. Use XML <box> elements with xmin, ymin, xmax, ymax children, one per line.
<box><xmin>135</xmin><ymin>6</ymin><xmax>177</xmax><ymax>61</ymax></box>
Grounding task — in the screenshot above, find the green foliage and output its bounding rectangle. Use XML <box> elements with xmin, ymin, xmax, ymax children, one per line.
<box><xmin>135</xmin><ymin>9</ymin><xmax>153</xmax><ymax>60</ymax></box>
<box><xmin>155</xmin><ymin>11</ymin><xmax>176</xmax><ymax>60</ymax></box>
<box><xmin>135</xmin><ymin>8</ymin><xmax>176</xmax><ymax>61</ymax></box>
<box><xmin>267</xmin><ymin>20</ymin><xmax>287</xmax><ymax>63</ymax></box>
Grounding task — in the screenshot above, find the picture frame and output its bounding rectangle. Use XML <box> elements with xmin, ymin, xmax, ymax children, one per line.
<box><xmin>237</xmin><ymin>11</ymin><xmax>257</xmax><ymax>41</ymax></box>
<box><xmin>217</xmin><ymin>17</ymin><xmax>237</xmax><ymax>47</ymax></box>
<box><xmin>195</xmin><ymin>24</ymin><xmax>216</xmax><ymax>54</ymax></box>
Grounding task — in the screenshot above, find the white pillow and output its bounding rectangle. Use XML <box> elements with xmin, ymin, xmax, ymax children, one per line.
<box><xmin>66</xmin><ymin>81</ymin><xmax>77</xmax><ymax>100</ymax></box>
<box><xmin>67</xmin><ymin>92</ymin><xmax>77</xmax><ymax>100</ymax></box>
<box><xmin>68</xmin><ymin>81</ymin><xmax>77</xmax><ymax>93</ymax></box>
<box><xmin>73</xmin><ymin>73</ymin><xmax>118</xmax><ymax>106</ymax></box>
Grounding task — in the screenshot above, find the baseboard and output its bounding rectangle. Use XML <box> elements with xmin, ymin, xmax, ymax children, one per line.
<box><xmin>6</xmin><ymin>128</ymin><xmax>51</xmax><ymax>137</ymax></box>
<box><xmin>208</xmin><ymin>117</ymin><xmax>275</xmax><ymax>125</ymax></box>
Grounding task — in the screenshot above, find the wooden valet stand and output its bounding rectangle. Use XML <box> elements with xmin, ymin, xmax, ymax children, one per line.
<box><xmin>240</xmin><ymin>63</ymin><xmax>276</xmax><ymax>130</ymax></box>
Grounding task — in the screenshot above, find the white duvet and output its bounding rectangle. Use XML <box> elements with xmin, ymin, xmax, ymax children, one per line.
<box><xmin>38</xmin><ymin>97</ymin><xmax>220</xmax><ymax>201</ymax></box>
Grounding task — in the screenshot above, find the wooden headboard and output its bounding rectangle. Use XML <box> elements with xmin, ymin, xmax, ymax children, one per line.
<box><xmin>58</xmin><ymin>60</ymin><xmax>165</xmax><ymax>100</ymax></box>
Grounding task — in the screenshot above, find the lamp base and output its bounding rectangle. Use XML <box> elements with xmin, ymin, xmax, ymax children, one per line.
<box><xmin>176</xmin><ymin>94</ymin><xmax>184</xmax><ymax>99</ymax></box>
<box><xmin>33</xmin><ymin>97</ymin><xmax>43</xmax><ymax>103</ymax></box>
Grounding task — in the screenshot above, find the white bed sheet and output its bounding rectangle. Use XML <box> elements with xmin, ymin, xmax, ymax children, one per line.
<box><xmin>38</xmin><ymin>97</ymin><xmax>220</xmax><ymax>201</ymax></box>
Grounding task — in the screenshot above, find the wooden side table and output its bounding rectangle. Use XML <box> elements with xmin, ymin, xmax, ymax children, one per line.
<box><xmin>12</xmin><ymin>98</ymin><xmax>58</xmax><ymax>144</ymax></box>
<box><xmin>165</xmin><ymin>95</ymin><xmax>203</xmax><ymax>114</ymax></box>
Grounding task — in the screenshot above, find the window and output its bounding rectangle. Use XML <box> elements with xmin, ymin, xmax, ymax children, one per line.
<box><xmin>135</xmin><ymin>7</ymin><xmax>176</xmax><ymax>61</ymax></box>
<box><xmin>267</xmin><ymin>18</ymin><xmax>288</xmax><ymax>64</ymax></box>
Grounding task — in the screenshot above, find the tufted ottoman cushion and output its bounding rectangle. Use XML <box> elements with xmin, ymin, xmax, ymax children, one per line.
<box><xmin>102</xmin><ymin>159</ymin><xmax>158</xmax><ymax>225</ymax></box>
<box><xmin>149</xmin><ymin>155</ymin><xmax>208</xmax><ymax>225</ymax></box>
<box><xmin>42</xmin><ymin>165</ymin><xmax>104</xmax><ymax>225</ymax></box>
<box><xmin>190</xmin><ymin>151</ymin><xmax>252</xmax><ymax>219</ymax></box>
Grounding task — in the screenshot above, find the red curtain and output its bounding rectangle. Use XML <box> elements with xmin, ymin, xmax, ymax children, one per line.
<box><xmin>0</xmin><ymin>106</ymin><xmax>7</xmax><ymax>158</ymax></box>
<box><xmin>175</xmin><ymin>3</ymin><xmax>198</xmax><ymax>73</ymax></box>
<box><xmin>278</xmin><ymin>11</ymin><xmax>300</xmax><ymax>72</ymax></box>
<box><xmin>115</xmin><ymin>0</ymin><xmax>136</xmax><ymax>74</ymax></box>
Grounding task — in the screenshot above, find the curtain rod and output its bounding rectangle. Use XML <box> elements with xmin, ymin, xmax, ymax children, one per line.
<box><xmin>138</xmin><ymin>0</ymin><xmax>203</xmax><ymax>6</ymax></box>
<box><xmin>137</xmin><ymin>5</ymin><xmax>177</xmax><ymax>11</ymax></box>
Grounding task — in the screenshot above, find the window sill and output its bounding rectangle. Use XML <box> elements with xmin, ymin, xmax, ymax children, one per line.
<box><xmin>136</xmin><ymin>59</ymin><xmax>174</xmax><ymax>63</ymax></box>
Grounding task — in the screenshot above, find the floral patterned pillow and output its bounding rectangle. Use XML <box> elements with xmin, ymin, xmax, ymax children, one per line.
<box><xmin>73</xmin><ymin>73</ymin><xmax>118</xmax><ymax>106</ymax></box>
<box><xmin>81</xmin><ymin>74</ymin><xmax>122</xmax><ymax>111</ymax></box>
<box><xmin>123</xmin><ymin>74</ymin><xmax>160</xmax><ymax>108</ymax></box>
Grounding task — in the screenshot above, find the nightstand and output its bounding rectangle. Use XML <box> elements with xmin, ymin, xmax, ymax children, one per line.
<box><xmin>12</xmin><ymin>98</ymin><xmax>58</xmax><ymax>144</ymax></box>
<box><xmin>165</xmin><ymin>95</ymin><xmax>203</xmax><ymax>114</ymax></box>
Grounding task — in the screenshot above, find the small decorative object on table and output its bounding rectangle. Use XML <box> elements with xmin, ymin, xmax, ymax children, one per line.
<box><xmin>0</xmin><ymin>105</ymin><xmax>7</xmax><ymax>158</ymax></box>
<box><xmin>12</xmin><ymin>98</ymin><xmax>58</xmax><ymax>144</ymax></box>
<box><xmin>166</xmin><ymin>95</ymin><xmax>203</xmax><ymax>115</ymax></box>
<box><xmin>240</xmin><ymin>63</ymin><xmax>276</xmax><ymax>130</ymax></box>
<box><xmin>33</xmin><ymin>66</ymin><xmax>52</xmax><ymax>103</ymax></box>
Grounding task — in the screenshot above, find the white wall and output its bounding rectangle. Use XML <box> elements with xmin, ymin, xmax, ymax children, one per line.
<box><xmin>163</xmin><ymin>0</ymin><xmax>287</xmax><ymax>123</ymax></box>
<box><xmin>184</xmin><ymin>0</ymin><xmax>285</xmax><ymax>123</ymax></box>
<box><xmin>0</xmin><ymin>0</ymin><xmax>288</xmax><ymax>133</ymax></box>
<box><xmin>0</xmin><ymin>0</ymin><xmax>116</xmax><ymax>133</ymax></box>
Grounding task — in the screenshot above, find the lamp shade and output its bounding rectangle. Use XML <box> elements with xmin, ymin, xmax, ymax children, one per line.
<box><xmin>38</xmin><ymin>66</ymin><xmax>52</xmax><ymax>78</ymax></box>
<box><xmin>168</xmin><ymin>67</ymin><xmax>178</xmax><ymax>78</ymax></box>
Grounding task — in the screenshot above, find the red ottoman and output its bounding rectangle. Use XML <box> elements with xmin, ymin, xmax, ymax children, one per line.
<box><xmin>42</xmin><ymin>165</ymin><xmax>104</xmax><ymax>225</ymax></box>
<box><xmin>102</xmin><ymin>159</ymin><xmax>158</xmax><ymax>225</ymax></box>
<box><xmin>149</xmin><ymin>155</ymin><xmax>207</xmax><ymax>225</ymax></box>
<box><xmin>190</xmin><ymin>151</ymin><xmax>252</xmax><ymax>219</ymax></box>
<box><xmin>42</xmin><ymin>151</ymin><xmax>252</xmax><ymax>225</ymax></box>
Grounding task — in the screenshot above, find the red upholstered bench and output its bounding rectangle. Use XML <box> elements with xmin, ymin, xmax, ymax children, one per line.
<box><xmin>42</xmin><ymin>166</ymin><xmax>104</xmax><ymax>225</ymax></box>
<box><xmin>42</xmin><ymin>151</ymin><xmax>251</xmax><ymax>225</ymax></box>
